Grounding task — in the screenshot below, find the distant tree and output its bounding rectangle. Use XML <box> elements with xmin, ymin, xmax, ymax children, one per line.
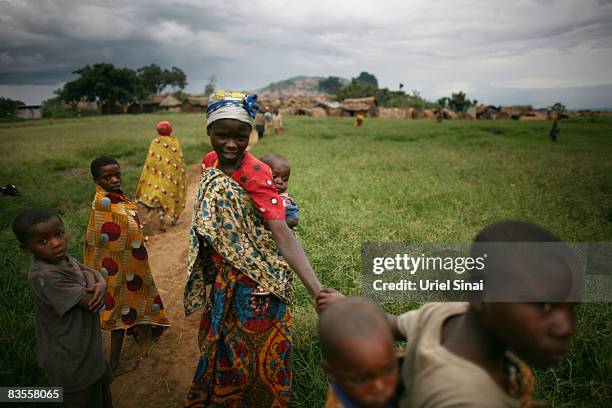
<box><xmin>61</xmin><ymin>63</ymin><xmax>145</xmax><ymax>113</ymax></box>
<box><xmin>399</xmin><ymin>83</ymin><xmax>404</xmax><ymax>92</ymax></box>
<box><xmin>336</xmin><ymin>78</ymin><xmax>378</xmax><ymax>100</ymax></box>
<box><xmin>550</xmin><ymin>102</ymin><xmax>566</xmax><ymax>115</ymax></box>
<box><xmin>356</xmin><ymin>71</ymin><xmax>378</xmax><ymax>88</ymax></box>
<box><xmin>318</xmin><ymin>76</ymin><xmax>343</xmax><ymax>94</ymax></box>
<box><xmin>167</xmin><ymin>66</ymin><xmax>187</xmax><ymax>91</ymax></box>
<box><xmin>437</xmin><ymin>97</ymin><xmax>450</xmax><ymax>109</ymax></box>
<box><xmin>137</xmin><ymin>64</ymin><xmax>187</xmax><ymax>94</ymax></box>
<box><xmin>55</xmin><ymin>79</ymin><xmax>86</xmax><ymax>114</ymax></box>
<box><xmin>204</xmin><ymin>75</ymin><xmax>217</xmax><ymax>96</ymax></box>
<box><xmin>447</xmin><ymin>91</ymin><xmax>477</xmax><ymax>113</ymax></box>
<box><xmin>0</xmin><ymin>97</ymin><xmax>25</xmax><ymax>118</ymax></box>
<box><xmin>336</xmin><ymin>72</ymin><xmax>380</xmax><ymax>100</ymax></box>
<box><xmin>137</xmin><ymin>64</ymin><xmax>165</xmax><ymax>94</ymax></box>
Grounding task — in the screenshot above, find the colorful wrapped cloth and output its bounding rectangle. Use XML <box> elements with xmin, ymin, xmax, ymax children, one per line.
<box><xmin>135</xmin><ymin>135</ymin><xmax>187</xmax><ymax>221</ymax></box>
<box><xmin>84</xmin><ymin>186</ymin><xmax>170</xmax><ymax>342</ymax></box>
<box><xmin>184</xmin><ymin>168</ymin><xmax>294</xmax><ymax>407</ymax></box>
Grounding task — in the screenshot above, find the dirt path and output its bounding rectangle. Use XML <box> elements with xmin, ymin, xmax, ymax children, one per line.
<box><xmin>107</xmin><ymin>167</ymin><xmax>201</xmax><ymax>407</ymax></box>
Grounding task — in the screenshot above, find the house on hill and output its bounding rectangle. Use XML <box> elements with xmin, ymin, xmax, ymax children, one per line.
<box><xmin>314</xmin><ymin>100</ymin><xmax>342</xmax><ymax>116</ymax></box>
<box><xmin>341</xmin><ymin>96</ymin><xmax>378</xmax><ymax>117</ymax></box>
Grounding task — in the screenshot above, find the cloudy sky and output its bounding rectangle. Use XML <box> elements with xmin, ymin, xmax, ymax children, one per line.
<box><xmin>1</xmin><ymin>0</ymin><xmax>612</xmax><ymax>108</ymax></box>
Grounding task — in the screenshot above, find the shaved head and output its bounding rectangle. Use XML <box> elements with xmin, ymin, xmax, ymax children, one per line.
<box><xmin>318</xmin><ymin>297</ymin><xmax>392</xmax><ymax>365</ymax></box>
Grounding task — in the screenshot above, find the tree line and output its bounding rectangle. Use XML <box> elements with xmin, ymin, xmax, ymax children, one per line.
<box><xmin>319</xmin><ymin>72</ymin><xmax>478</xmax><ymax>112</ymax></box>
<box><xmin>55</xmin><ymin>63</ymin><xmax>187</xmax><ymax>114</ymax></box>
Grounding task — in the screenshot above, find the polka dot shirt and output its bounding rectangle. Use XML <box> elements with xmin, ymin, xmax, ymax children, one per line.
<box><xmin>202</xmin><ymin>151</ymin><xmax>285</xmax><ymax>221</ymax></box>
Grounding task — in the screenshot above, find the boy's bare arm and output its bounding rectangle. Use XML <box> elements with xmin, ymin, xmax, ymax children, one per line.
<box><xmin>76</xmin><ymin>289</ymin><xmax>104</xmax><ymax>312</ymax></box>
<box><xmin>81</xmin><ymin>268</ymin><xmax>96</xmax><ymax>288</ymax></box>
<box><xmin>76</xmin><ymin>261</ymin><xmax>107</xmax><ymax>310</ymax></box>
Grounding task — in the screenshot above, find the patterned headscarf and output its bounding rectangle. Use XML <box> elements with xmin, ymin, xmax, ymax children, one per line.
<box><xmin>206</xmin><ymin>90</ymin><xmax>258</xmax><ymax>128</ymax></box>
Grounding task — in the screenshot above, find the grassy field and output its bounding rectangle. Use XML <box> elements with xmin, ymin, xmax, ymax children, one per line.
<box><xmin>1</xmin><ymin>113</ymin><xmax>611</xmax><ymax>406</ymax></box>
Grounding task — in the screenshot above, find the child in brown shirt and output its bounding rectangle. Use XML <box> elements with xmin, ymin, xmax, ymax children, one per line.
<box><xmin>13</xmin><ymin>207</ymin><xmax>112</xmax><ymax>408</ymax></box>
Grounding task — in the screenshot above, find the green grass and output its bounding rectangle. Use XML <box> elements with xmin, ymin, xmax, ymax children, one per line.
<box><xmin>1</xmin><ymin>114</ymin><xmax>611</xmax><ymax>406</ymax></box>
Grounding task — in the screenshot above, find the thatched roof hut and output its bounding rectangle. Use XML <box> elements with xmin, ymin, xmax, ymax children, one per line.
<box><xmin>341</xmin><ymin>96</ymin><xmax>377</xmax><ymax>117</ymax></box>
<box><xmin>314</xmin><ymin>100</ymin><xmax>342</xmax><ymax>116</ymax></box>
<box><xmin>159</xmin><ymin>95</ymin><xmax>182</xmax><ymax>112</ymax></box>
<box><xmin>182</xmin><ymin>96</ymin><xmax>208</xmax><ymax>113</ymax></box>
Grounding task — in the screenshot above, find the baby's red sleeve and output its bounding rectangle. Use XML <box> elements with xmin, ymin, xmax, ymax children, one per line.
<box><xmin>235</xmin><ymin>156</ymin><xmax>285</xmax><ymax>221</ymax></box>
<box><xmin>202</xmin><ymin>151</ymin><xmax>217</xmax><ymax>172</ymax></box>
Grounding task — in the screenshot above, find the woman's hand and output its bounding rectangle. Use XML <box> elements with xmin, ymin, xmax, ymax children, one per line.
<box><xmin>315</xmin><ymin>287</ymin><xmax>345</xmax><ymax>314</ymax></box>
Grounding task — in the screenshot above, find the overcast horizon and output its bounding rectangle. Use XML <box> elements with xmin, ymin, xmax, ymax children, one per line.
<box><xmin>1</xmin><ymin>0</ymin><xmax>612</xmax><ymax>109</ymax></box>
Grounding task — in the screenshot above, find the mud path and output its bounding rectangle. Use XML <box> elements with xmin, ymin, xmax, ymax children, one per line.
<box><xmin>107</xmin><ymin>167</ymin><xmax>201</xmax><ymax>407</ymax></box>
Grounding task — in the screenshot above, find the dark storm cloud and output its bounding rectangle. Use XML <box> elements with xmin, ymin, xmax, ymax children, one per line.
<box><xmin>0</xmin><ymin>0</ymin><xmax>611</xmax><ymax>106</ymax></box>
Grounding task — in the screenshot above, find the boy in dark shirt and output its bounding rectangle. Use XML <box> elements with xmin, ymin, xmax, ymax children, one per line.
<box><xmin>13</xmin><ymin>207</ymin><xmax>112</xmax><ymax>408</ymax></box>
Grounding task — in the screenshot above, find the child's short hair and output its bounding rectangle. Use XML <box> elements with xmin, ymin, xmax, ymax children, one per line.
<box><xmin>318</xmin><ymin>297</ymin><xmax>391</xmax><ymax>363</ymax></box>
<box><xmin>12</xmin><ymin>207</ymin><xmax>60</xmax><ymax>244</ymax></box>
<box><xmin>259</xmin><ymin>153</ymin><xmax>290</xmax><ymax>169</ymax></box>
<box><xmin>468</xmin><ymin>221</ymin><xmax>582</xmax><ymax>302</ymax></box>
<box><xmin>90</xmin><ymin>156</ymin><xmax>119</xmax><ymax>178</ymax></box>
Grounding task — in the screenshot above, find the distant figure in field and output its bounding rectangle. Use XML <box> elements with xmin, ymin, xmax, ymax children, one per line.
<box><xmin>549</xmin><ymin>119</ymin><xmax>560</xmax><ymax>142</ymax></box>
<box><xmin>135</xmin><ymin>121</ymin><xmax>187</xmax><ymax>232</ymax></box>
<box><xmin>355</xmin><ymin>112</ymin><xmax>365</xmax><ymax>127</ymax></box>
<box><xmin>436</xmin><ymin>109</ymin><xmax>444</xmax><ymax>123</ymax></box>
<box><xmin>254</xmin><ymin>107</ymin><xmax>266</xmax><ymax>139</ymax></box>
<box><xmin>264</xmin><ymin>106</ymin><xmax>273</xmax><ymax>136</ymax></box>
<box><xmin>273</xmin><ymin>108</ymin><xmax>284</xmax><ymax>135</ymax></box>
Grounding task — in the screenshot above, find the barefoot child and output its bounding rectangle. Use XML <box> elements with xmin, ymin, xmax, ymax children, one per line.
<box><xmin>260</xmin><ymin>153</ymin><xmax>299</xmax><ymax>228</ymax></box>
<box><xmin>318</xmin><ymin>297</ymin><xmax>402</xmax><ymax>408</ymax></box>
<box><xmin>135</xmin><ymin>121</ymin><xmax>187</xmax><ymax>232</ymax></box>
<box><xmin>85</xmin><ymin>156</ymin><xmax>170</xmax><ymax>377</ymax></box>
<box><xmin>13</xmin><ymin>208</ymin><xmax>112</xmax><ymax>407</ymax></box>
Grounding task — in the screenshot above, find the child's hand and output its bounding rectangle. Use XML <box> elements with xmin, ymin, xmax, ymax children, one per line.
<box><xmin>87</xmin><ymin>280</ymin><xmax>107</xmax><ymax>311</ymax></box>
<box><xmin>315</xmin><ymin>287</ymin><xmax>345</xmax><ymax>314</ymax></box>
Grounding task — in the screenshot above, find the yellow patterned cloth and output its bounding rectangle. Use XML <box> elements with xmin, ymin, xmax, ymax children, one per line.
<box><xmin>135</xmin><ymin>135</ymin><xmax>187</xmax><ymax>221</ymax></box>
<box><xmin>84</xmin><ymin>186</ymin><xmax>170</xmax><ymax>337</ymax></box>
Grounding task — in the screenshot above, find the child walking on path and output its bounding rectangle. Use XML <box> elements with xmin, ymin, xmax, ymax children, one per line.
<box><xmin>135</xmin><ymin>121</ymin><xmax>187</xmax><ymax>232</ymax></box>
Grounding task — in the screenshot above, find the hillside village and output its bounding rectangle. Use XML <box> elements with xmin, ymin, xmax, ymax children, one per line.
<box><xmin>12</xmin><ymin>75</ymin><xmax>608</xmax><ymax>120</ymax></box>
